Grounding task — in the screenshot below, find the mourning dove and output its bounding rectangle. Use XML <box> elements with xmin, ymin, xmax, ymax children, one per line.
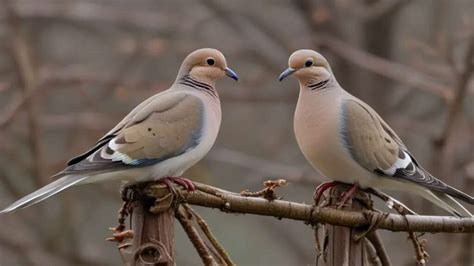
<box><xmin>279</xmin><ymin>49</ymin><xmax>473</xmax><ymax>217</ymax></box>
<box><xmin>1</xmin><ymin>48</ymin><xmax>238</xmax><ymax>213</ymax></box>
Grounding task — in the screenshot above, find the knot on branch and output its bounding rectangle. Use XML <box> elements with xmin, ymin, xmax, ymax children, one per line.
<box><xmin>145</xmin><ymin>183</ymin><xmax>185</xmax><ymax>214</ymax></box>
<box><xmin>354</xmin><ymin>211</ymin><xmax>389</xmax><ymax>241</ymax></box>
<box><xmin>133</xmin><ymin>241</ymin><xmax>172</xmax><ymax>265</ymax></box>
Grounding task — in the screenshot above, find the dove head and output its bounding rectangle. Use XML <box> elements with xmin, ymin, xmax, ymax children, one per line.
<box><xmin>278</xmin><ymin>49</ymin><xmax>333</xmax><ymax>89</ymax></box>
<box><xmin>177</xmin><ymin>48</ymin><xmax>238</xmax><ymax>84</ymax></box>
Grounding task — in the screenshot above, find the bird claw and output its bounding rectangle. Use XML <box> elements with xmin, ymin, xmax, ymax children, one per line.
<box><xmin>336</xmin><ymin>183</ymin><xmax>359</xmax><ymax>209</ymax></box>
<box><xmin>313</xmin><ymin>181</ymin><xmax>338</xmax><ymax>205</ymax></box>
<box><xmin>160</xmin><ymin>176</ymin><xmax>196</xmax><ymax>192</ymax></box>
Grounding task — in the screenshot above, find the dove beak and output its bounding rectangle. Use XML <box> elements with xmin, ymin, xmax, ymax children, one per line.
<box><xmin>278</xmin><ymin>67</ymin><xmax>296</xmax><ymax>82</ymax></box>
<box><xmin>224</xmin><ymin>67</ymin><xmax>239</xmax><ymax>81</ymax></box>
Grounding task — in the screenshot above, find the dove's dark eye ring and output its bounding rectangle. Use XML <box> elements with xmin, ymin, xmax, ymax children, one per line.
<box><xmin>206</xmin><ymin>58</ymin><xmax>215</xmax><ymax>66</ymax></box>
<box><xmin>305</xmin><ymin>59</ymin><xmax>313</xmax><ymax>67</ymax></box>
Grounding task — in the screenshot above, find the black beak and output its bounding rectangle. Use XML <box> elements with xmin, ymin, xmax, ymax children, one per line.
<box><xmin>224</xmin><ymin>67</ymin><xmax>239</xmax><ymax>81</ymax></box>
<box><xmin>278</xmin><ymin>67</ymin><xmax>296</xmax><ymax>82</ymax></box>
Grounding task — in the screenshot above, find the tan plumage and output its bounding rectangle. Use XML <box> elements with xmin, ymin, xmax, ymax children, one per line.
<box><xmin>116</xmin><ymin>94</ymin><xmax>203</xmax><ymax>160</ymax></box>
<box><xmin>1</xmin><ymin>48</ymin><xmax>238</xmax><ymax>213</ymax></box>
<box><xmin>280</xmin><ymin>49</ymin><xmax>474</xmax><ymax>217</ymax></box>
<box><xmin>342</xmin><ymin>99</ymin><xmax>399</xmax><ymax>171</ymax></box>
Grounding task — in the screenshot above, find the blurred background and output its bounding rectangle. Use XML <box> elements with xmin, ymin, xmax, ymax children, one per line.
<box><xmin>0</xmin><ymin>0</ymin><xmax>473</xmax><ymax>265</ymax></box>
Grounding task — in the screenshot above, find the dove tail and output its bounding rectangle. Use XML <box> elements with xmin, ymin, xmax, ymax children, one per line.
<box><xmin>439</xmin><ymin>183</ymin><xmax>474</xmax><ymax>205</ymax></box>
<box><xmin>0</xmin><ymin>175</ymin><xmax>87</xmax><ymax>214</ymax></box>
<box><xmin>420</xmin><ymin>189</ymin><xmax>473</xmax><ymax>217</ymax></box>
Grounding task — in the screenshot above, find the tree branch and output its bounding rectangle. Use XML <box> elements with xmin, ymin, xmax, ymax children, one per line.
<box><xmin>183</xmin><ymin>204</ymin><xmax>235</xmax><ymax>266</ymax></box>
<box><xmin>175</xmin><ymin>206</ymin><xmax>218</xmax><ymax>265</ymax></box>
<box><xmin>366</xmin><ymin>232</ymin><xmax>391</xmax><ymax>266</ymax></box>
<box><xmin>144</xmin><ymin>182</ymin><xmax>474</xmax><ymax>234</ymax></box>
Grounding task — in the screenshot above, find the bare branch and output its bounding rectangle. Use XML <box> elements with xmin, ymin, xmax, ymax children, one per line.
<box><xmin>145</xmin><ymin>182</ymin><xmax>474</xmax><ymax>234</ymax></box>
<box><xmin>366</xmin><ymin>233</ymin><xmax>392</xmax><ymax>266</ymax></box>
<box><xmin>183</xmin><ymin>204</ymin><xmax>235</xmax><ymax>266</ymax></box>
<box><xmin>175</xmin><ymin>205</ymin><xmax>218</xmax><ymax>266</ymax></box>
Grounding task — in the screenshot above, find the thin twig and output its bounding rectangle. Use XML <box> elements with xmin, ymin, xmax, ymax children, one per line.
<box><xmin>407</xmin><ymin>231</ymin><xmax>429</xmax><ymax>265</ymax></box>
<box><xmin>183</xmin><ymin>204</ymin><xmax>235</xmax><ymax>266</ymax></box>
<box><xmin>175</xmin><ymin>206</ymin><xmax>217</xmax><ymax>266</ymax></box>
<box><xmin>366</xmin><ymin>189</ymin><xmax>428</xmax><ymax>265</ymax></box>
<box><xmin>240</xmin><ymin>179</ymin><xmax>288</xmax><ymax>201</ymax></box>
<box><xmin>366</xmin><ymin>232</ymin><xmax>392</xmax><ymax>266</ymax></box>
<box><xmin>365</xmin><ymin>188</ymin><xmax>418</xmax><ymax>215</ymax></box>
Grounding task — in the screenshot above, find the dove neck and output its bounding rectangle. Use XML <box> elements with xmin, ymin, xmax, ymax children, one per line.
<box><xmin>298</xmin><ymin>75</ymin><xmax>339</xmax><ymax>92</ymax></box>
<box><xmin>176</xmin><ymin>68</ymin><xmax>216</xmax><ymax>86</ymax></box>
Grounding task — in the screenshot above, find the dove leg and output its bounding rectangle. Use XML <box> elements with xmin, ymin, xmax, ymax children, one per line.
<box><xmin>160</xmin><ymin>176</ymin><xmax>196</xmax><ymax>192</ymax></box>
<box><xmin>337</xmin><ymin>183</ymin><xmax>359</xmax><ymax>208</ymax></box>
<box><xmin>313</xmin><ymin>181</ymin><xmax>339</xmax><ymax>205</ymax></box>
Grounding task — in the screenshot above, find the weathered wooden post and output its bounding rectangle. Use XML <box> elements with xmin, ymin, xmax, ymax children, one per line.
<box><xmin>126</xmin><ymin>185</ymin><xmax>176</xmax><ymax>266</ymax></box>
<box><xmin>316</xmin><ymin>184</ymin><xmax>391</xmax><ymax>266</ymax></box>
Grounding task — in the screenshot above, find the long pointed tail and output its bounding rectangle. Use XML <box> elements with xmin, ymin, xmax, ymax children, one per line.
<box><xmin>418</xmin><ymin>168</ymin><xmax>474</xmax><ymax>204</ymax></box>
<box><xmin>420</xmin><ymin>189</ymin><xmax>473</xmax><ymax>217</ymax></box>
<box><xmin>0</xmin><ymin>175</ymin><xmax>87</xmax><ymax>213</ymax></box>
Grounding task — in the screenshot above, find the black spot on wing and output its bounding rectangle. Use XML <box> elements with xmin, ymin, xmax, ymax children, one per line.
<box><xmin>105</xmin><ymin>146</ymin><xmax>114</xmax><ymax>155</ymax></box>
<box><xmin>398</xmin><ymin>149</ymin><xmax>405</xmax><ymax>159</ymax></box>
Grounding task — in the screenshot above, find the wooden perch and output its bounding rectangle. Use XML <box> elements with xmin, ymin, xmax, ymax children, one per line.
<box><xmin>125</xmin><ymin>190</ymin><xmax>176</xmax><ymax>266</ymax></box>
<box><xmin>144</xmin><ymin>182</ymin><xmax>474</xmax><ymax>234</ymax></box>
<box><xmin>110</xmin><ymin>181</ymin><xmax>472</xmax><ymax>265</ymax></box>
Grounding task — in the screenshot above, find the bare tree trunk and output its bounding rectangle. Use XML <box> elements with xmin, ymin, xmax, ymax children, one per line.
<box><xmin>128</xmin><ymin>201</ymin><xmax>175</xmax><ymax>266</ymax></box>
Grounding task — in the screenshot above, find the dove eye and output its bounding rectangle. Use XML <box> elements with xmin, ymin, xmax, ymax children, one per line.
<box><xmin>305</xmin><ymin>59</ymin><xmax>313</xmax><ymax>67</ymax></box>
<box><xmin>206</xmin><ymin>58</ymin><xmax>215</xmax><ymax>66</ymax></box>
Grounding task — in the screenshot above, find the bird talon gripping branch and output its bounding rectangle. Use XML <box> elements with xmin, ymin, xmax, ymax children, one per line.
<box><xmin>313</xmin><ymin>181</ymin><xmax>338</xmax><ymax>205</ymax></box>
<box><xmin>160</xmin><ymin>176</ymin><xmax>196</xmax><ymax>192</ymax></box>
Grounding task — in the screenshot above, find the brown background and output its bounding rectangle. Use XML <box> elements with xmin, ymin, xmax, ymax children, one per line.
<box><xmin>0</xmin><ymin>0</ymin><xmax>473</xmax><ymax>265</ymax></box>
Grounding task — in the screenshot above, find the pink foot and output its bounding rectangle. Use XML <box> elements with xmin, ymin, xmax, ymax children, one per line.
<box><xmin>313</xmin><ymin>181</ymin><xmax>338</xmax><ymax>205</ymax></box>
<box><xmin>337</xmin><ymin>183</ymin><xmax>359</xmax><ymax>208</ymax></box>
<box><xmin>160</xmin><ymin>176</ymin><xmax>196</xmax><ymax>192</ymax></box>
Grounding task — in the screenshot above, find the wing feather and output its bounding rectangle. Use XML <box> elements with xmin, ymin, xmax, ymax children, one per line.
<box><xmin>341</xmin><ymin>99</ymin><xmax>473</xmax><ymax>204</ymax></box>
<box><xmin>56</xmin><ymin>93</ymin><xmax>204</xmax><ymax>177</ymax></box>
